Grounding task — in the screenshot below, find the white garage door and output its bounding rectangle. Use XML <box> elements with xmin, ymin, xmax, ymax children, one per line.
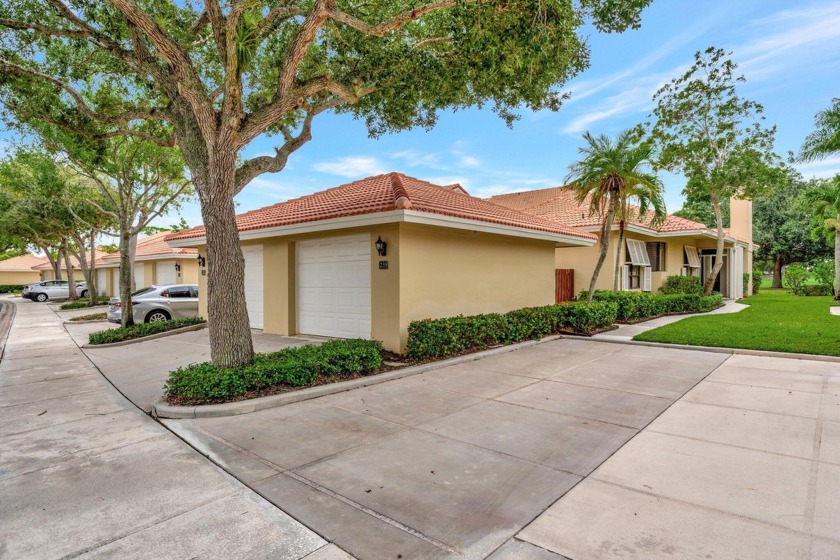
<box><xmin>297</xmin><ymin>234</ymin><xmax>371</xmax><ymax>339</ymax></box>
<box><xmin>134</xmin><ymin>264</ymin><xmax>145</xmax><ymax>289</ymax></box>
<box><xmin>242</xmin><ymin>245</ymin><xmax>264</xmax><ymax>329</ymax></box>
<box><xmin>96</xmin><ymin>269</ymin><xmax>107</xmax><ymax>296</ymax></box>
<box><xmin>156</xmin><ymin>260</ymin><xmax>177</xmax><ymax>285</ymax></box>
<box><xmin>112</xmin><ymin>269</ymin><xmax>120</xmax><ymax>294</ymax></box>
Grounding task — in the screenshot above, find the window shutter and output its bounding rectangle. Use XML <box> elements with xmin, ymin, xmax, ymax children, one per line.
<box><xmin>643</xmin><ymin>266</ymin><xmax>652</xmax><ymax>292</ymax></box>
<box><xmin>622</xmin><ymin>265</ymin><xmax>630</xmax><ymax>291</ymax></box>
<box><xmin>626</xmin><ymin>239</ymin><xmax>651</xmax><ymax>266</ymax></box>
<box><xmin>684</xmin><ymin>245</ymin><xmax>701</xmax><ymax>268</ymax></box>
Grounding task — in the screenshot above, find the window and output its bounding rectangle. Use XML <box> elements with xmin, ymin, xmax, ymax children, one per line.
<box><xmin>165</xmin><ymin>287</ymin><xmax>192</xmax><ymax>298</ymax></box>
<box><xmin>628</xmin><ymin>266</ymin><xmax>641</xmax><ymax>289</ymax></box>
<box><xmin>190</xmin><ymin>286</ymin><xmax>200</xmax><ymax>298</ymax></box>
<box><xmin>683</xmin><ymin>245</ymin><xmax>701</xmax><ymax>277</ymax></box>
<box><xmin>646</xmin><ymin>242</ymin><xmax>666</xmax><ymax>272</ymax></box>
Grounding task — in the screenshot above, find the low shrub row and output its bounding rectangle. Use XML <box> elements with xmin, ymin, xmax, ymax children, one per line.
<box><xmin>0</xmin><ymin>284</ymin><xmax>25</xmax><ymax>293</ymax></box>
<box><xmin>793</xmin><ymin>285</ymin><xmax>833</xmax><ymax>296</ymax></box>
<box><xmin>60</xmin><ymin>297</ymin><xmax>110</xmax><ymax>310</ymax></box>
<box><xmin>405</xmin><ymin>301</ymin><xmax>618</xmax><ymax>361</ymax></box>
<box><xmin>579</xmin><ymin>290</ymin><xmax>724</xmax><ymax>322</ymax></box>
<box><xmin>88</xmin><ymin>316</ymin><xmax>206</xmax><ymax>345</ymax></box>
<box><xmin>164</xmin><ymin>339</ymin><xmax>383</xmax><ymax>404</ymax></box>
<box><xmin>659</xmin><ymin>275</ymin><xmax>702</xmax><ymax>295</ymax></box>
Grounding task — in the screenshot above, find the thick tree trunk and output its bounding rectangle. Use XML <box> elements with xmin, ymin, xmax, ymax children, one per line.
<box><xmin>129</xmin><ymin>233</ymin><xmax>138</xmax><ymax>293</ymax></box>
<box><xmin>613</xmin><ymin>221</ymin><xmax>625</xmax><ymax>292</ymax></box>
<box><xmin>199</xmin><ymin>156</ymin><xmax>254</xmax><ymax>368</ymax></box>
<box><xmin>835</xmin><ymin>215</ymin><xmax>840</xmax><ymax>301</ymax></box>
<box><xmin>62</xmin><ymin>242</ymin><xmax>78</xmax><ymax>300</ymax></box>
<box><xmin>703</xmin><ymin>194</ymin><xmax>726</xmax><ymax>296</ymax></box>
<box><xmin>39</xmin><ymin>245</ymin><xmax>60</xmax><ymax>281</ymax></box>
<box><xmin>69</xmin><ymin>231</ymin><xmax>97</xmax><ymax>306</ymax></box>
<box><xmin>119</xmin><ymin>228</ymin><xmax>135</xmax><ymax>327</ymax></box>
<box><xmin>772</xmin><ymin>255</ymin><xmax>783</xmax><ymax>289</ymax></box>
<box><xmin>587</xmin><ymin>198</ymin><xmax>617</xmax><ymax>304</ymax></box>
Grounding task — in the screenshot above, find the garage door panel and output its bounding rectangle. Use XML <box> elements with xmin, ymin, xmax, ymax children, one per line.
<box><xmin>297</xmin><ymin>234</ymin><xmax>371</xmax><ymax>339</ymax></box>
<box><xmin>243</xmin><ymin>246</ymin><xmax>264</xmax><ymax>329</ymax></box>
<box><xmin>156</xmin><ymin>260</ymin><xmax>176</xmax><ymax>285</ymax></box>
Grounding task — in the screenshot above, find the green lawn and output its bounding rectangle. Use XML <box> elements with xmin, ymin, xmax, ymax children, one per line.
<box><xmin>634</xmin><ymin>290</ymin><xmax>840</xmax><ymax>356</ymax></box>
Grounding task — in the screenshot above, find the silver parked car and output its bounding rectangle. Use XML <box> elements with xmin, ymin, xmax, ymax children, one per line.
<box><xmin>107</xmin><ymin>284</ymin><xmax>200</xmax><ymax>323</ymax></box>
<box><xmin>23</xmin><ymin>280</ymin><xmax>89</xmax><ymax>302</ymax></box>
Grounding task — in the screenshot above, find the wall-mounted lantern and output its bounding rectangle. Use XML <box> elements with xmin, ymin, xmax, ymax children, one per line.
<box><xmin>375</xmin><ymin>236</ymin><xmax>387</xmax><ymax>257</ymax></box>
<box><xmin>197</xmin><ymin>255</ymin><xmax>206</xmax><ymax>267</ymax></box>
<box><xmin>175</xmin><ymin>263</ymin><xmax>182</xmax><ymax>272</ymax></box>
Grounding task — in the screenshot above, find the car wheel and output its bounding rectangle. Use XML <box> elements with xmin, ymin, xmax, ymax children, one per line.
<box><xmin>80</xmin><ymin>290</ymin><xmax>89</xmax><ymax>298</ymax></box>
<box><xmin>145</xmin><ymin>310</ymin><xmax>170</xmax><ymax>323</ymax></box>
<box><xmin>35</xmin><ymin>293</ymin><xmax>48</xmax><ymax>302</ymax></box>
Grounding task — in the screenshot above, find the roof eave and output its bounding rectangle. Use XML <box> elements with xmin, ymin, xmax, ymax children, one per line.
<box><xmin>167</xmin><ymin>209</ymin><xmax>596</xmax><ymax>248</ymax></box>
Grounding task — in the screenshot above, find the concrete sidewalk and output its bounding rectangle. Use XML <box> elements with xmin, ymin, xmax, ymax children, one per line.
<box><xmin>517</xmin><ymin>352</ymin><xmax>840</xmax><ymax>558</ymax></box>
<box><xmin>0</xmin><ymin>298</ymin><xmax>343</xmax><ymax>559</ymax></box>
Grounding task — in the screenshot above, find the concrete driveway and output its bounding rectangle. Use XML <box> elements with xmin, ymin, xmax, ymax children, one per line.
<box><xmin>71</xmin><ymin>324</ymin><xmax>318</xmax><ymax>411</ymax></box>
<box><xmin>163</xmin><ymin>339</ymin><xmax>731</xmax><ymax>559</ymax></box>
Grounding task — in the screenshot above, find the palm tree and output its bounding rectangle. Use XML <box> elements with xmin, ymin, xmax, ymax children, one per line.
<box><xmin>566</xmin><ymin>130</ymin><xmax>663</xmax><ymax>303</ymax></box>
<box><xmin>801</xmin><ymin>99</ymin><xmax>840</xmax><ymax>162</ymax></box>
<box><xmin>808</xmin><ymin>178</ymin><xmax>840</xmax><ymax>301</ymax></box>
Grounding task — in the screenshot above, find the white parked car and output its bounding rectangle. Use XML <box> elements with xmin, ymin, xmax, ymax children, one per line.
<box><xmin>107</xmin><ymin>284</ymin><xmax>200</xmax><ymax>323</ymax></box>
<box><xmin>22</xmin><ymin>280</ymin><xmax>89</xmax><ymax>302</ymax></box>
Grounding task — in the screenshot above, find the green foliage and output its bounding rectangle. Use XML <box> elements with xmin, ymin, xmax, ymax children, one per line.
<box><xmin>164</xmin><ymin>339</ymin><xmax>383</xmax><ymax>404</ymax></box>
<box><xmin>405</xmin><ymin>302</ymin><xmax>619</xmax><ymax>361</ymax></box>
<box><xmin>88</xmin><ymin>317</ymin><xmax>206</xmax><ymax>345</ymax></box>
<box><xmin>579</xmin><ymin>290</ymin><xmax>722</xmax><ymax>322</ymax></box>
<box><xmin>743</xmin><ymin>273</ymin><xmax>750</xmax><ymax>296</ymax></box>
<box><xmin>59</xmin><ymin>296</ymin><xmax>109</xmax><ymax>309</ymax></box>
<box><xmin>793</xmin><ymin>285</ymin><xmax>833</xmax><ymax>297</ymax></box>
<box><xmin>673</xmin><ymin>194</ymin><xmax>729</xmax><ymax>229</ymax></box>
<box><xmin>0</xmin><ymin>284</ymin><xmax>25</xmax><ymax>293</ymax></box>
<box><xmin>635</xmin><ymin>290</ymin><xmax>840</xmax><ymax>357</ymax></box>
<box><xmin>659</xmin><ymin>275</ymin><xmax>703</xmax><ymax>295</ymax></box>
<box><xmin>801</xmin><ymin>98</ymin><xmax>840</xmax><ymax>162</ymax></box>
<box><xmin>752</xmin><ymin>269</ymin><xmax>762</xmax><ymax>295</ymax></box>
<box><xmin>782</xmin><ymin>264</ymin><xmax>809</xmax><ymax>292</ymax></box>
<box><xmin>69</xmin><ymin>312</ymin><xmax>107</xmax><ymax>321</ymax></box>
<box><xmin>812</xmin><ymin>260</ymin><xmax>835</xmax><ymax>291</ymax></box>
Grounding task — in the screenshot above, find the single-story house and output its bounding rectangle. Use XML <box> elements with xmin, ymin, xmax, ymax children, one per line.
<box><xmin>0</xmin><ymin>254</ymin><xmax>47</xmax><ymax>286</ymax></box>
<box><xmin>33</xmin><ymin>250</ymin><xmax>110</xmax><ymax>284</ymax></box>
<box><xmin>94</xmin><ymin>232</ymin><xmax>199</xmax><ymax>296</ymax></box>
<box><xmin>166</xmin><ymin>173</ymin><xmax>596</xmax><ymax>352</ymax></box>
<box><xmin>490</xmin><ymin>186</ymin><xmax>754</xmax><ymax>299</ymax></box>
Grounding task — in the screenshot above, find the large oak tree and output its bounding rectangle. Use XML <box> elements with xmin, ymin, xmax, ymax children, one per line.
<box><xmin>0</xmin><ymin>0</ymin><xmax>651</xmax><ymax>367</ymax></box>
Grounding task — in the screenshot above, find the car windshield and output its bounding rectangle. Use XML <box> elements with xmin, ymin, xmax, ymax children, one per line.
<box><xmin>132</xmin><ymin>287</ymin><xmax>155</xmax><ymax>297</ymax></box>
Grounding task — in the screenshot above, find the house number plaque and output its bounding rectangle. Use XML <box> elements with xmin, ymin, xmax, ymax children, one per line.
<box><xmin>379</xmin><ymin>261</ymin><xmax>389</xmax><ymax>270</ymax></box>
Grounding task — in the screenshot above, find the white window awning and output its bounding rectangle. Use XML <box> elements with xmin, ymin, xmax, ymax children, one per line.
<box><xmin>684</xmin><ymin>245</ymin><xmax>701</xmax><ymax>268</ymax></box>
<box><xmin>626</xmin><ymin>239</ymin><xmax>651</xmax><ymax>266</ymax></box>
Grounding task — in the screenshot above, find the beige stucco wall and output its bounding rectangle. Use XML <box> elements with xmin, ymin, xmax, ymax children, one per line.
<box><xmin>189</xmin><ymin>222</ymin><xmax>556</xmax><ymax>353</ymax></box>
<box><xmin>0</xmin><ymin>271</ymin><xmax>41</xmax><ymax>285</ymax></box>
<box><xmin>555</xmin><ymin>230</ymin><xmax>743</xmax><ymax>295</ymax></box>
<box><xmin>398</xmin><ymin>223</ymin><xmax>555</xmax><ymax>351</ymax></box>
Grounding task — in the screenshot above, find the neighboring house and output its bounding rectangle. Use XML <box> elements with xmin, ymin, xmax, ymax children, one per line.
<box><xmin>0</xmin><ymin>254</ymin><xmax>47</xmax><ymax>286</ymax></box>
<box><xmin>32</xmin><ymin>251</ymin><xmax>110</xmax><ymax>284</ymax></box>
<box><xmin>95</xmin><ymin>232</ymin><xmax>199</xmax><ymax>296</ymax></box>
<box><xmin>490</xmin><ymin>186</ymin><xmax>754</xmax><ymax>299</ymax></box>
<box><xmin>166</xmin><ymin>173</ymin><xmax>596</xmax><ymax>352</ymax></box>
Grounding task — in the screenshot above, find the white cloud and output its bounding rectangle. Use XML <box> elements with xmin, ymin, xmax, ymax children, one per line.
<box><xmin>796</xmin><ymin>156</ymin><xmax>840</xmax><ymax>180</ymax></box>
<box><xmin>390</xmin><ymin>149</ymin><xmax>442</xmax><ymax>168</ymax></box>
<box><xmin>459</xmin><ymin>155</ymin><xmax>480</xmax><ymax>168</ymax></box>
<box><xmin>313</xmin><ymin>156</ymin><xmax>387</xmax><ymax>178</ymax></box>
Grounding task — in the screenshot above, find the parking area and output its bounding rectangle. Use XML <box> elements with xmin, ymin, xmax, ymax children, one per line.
<box><xmin>162</xmin><ymin>338</ymin><xmax>733</xmax><ymax>559</ymax></box>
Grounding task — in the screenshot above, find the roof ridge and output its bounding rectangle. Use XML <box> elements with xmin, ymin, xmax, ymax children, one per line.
<box><xmin>389</xmin><ymin>172</ymin><xmax>412</xmax><ymax>209</ymax></box>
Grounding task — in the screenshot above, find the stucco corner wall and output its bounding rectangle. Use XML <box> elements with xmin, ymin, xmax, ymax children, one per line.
<box><xmin>0</xmin><ymin>271</ymin><xmax>41</xmax><ymax>285</ymax></box>
<box><xmin>397</xmin><ymin>223</ymin><xmax>555</xmax><ymax>352</ymax></box>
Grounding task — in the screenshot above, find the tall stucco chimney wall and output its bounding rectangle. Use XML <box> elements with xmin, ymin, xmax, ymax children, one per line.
<box><xmin>729</xmin><ymin>197</ymin><xmax>753</xmax><ymax>245</ymax></box>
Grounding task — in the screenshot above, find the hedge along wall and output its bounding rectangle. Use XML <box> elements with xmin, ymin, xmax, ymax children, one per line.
<box><xmin>405</xmin><ymin>301</ymin><xmax>619</xmax><ymax>361</ymax></box>
<box><xmin>579</xmin><ymin>291</ymin><xmax>724</xmax><ymax>323</ymax></box>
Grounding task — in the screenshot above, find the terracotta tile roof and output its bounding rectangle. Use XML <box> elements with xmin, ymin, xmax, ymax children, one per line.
<box><xmin>166</xmin><ymin>173</ymin><xmax>596</xmax><ymax>242</ymax></box>
<box><xmin>100</xmin><ymin>232</ymin><xmax>197</xmax><ymax>263</ymax></box>
<box><xmin>0</xmin><ymin>254</ymin><xmax>48</xmax><ymax>271</ymax></box>
<box><xmin>32</xmin><ymin>250</ymin><xmax>110</xmax><ymax>270</ymax></box>
<box><xmin>489</xmin><ymin>186</ymin><xmax>708</xmax><ymax>233</ymax></box>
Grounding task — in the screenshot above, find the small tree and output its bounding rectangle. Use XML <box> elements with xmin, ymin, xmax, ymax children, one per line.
<box><xmin>646</xmin><ymin>47</ymin><xmax>778</xmax><ymax>295</ymax></box>
<box><xmin>566</xmin><ymin>130</ymin><xmax>662</xmax><ymax>301</ymax></box>
<box><xmin>782</xmin><ymin>264</ymin><xmax>809</xmax><ymax>293</ymax></box>
<box><xmin>812</xmin><ymin>260</ymin><xmax>835</xmax><ymax>295</ymax></box>
<box><xmin>805</xmin><ymin>177</ymin><xmax>840</xmax><ymax>301</ymax></box>
<box><xmin>0</xmin><ymin>0</ymin><xmax>653</xmax><ymax>368</ymax></box>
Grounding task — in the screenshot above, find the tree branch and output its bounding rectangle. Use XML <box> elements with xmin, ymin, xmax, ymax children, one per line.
<box><xmin>330</xmin><ymin>1</ymin><xmax>462</xmax><ymax>37</ymax></box>
<box><xmin>0</xmin><ymin>17</ymin><xmax>88</xmax><ymax>38</ymax></box>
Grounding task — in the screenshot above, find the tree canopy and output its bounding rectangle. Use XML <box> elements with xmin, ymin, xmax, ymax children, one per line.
<box><xmin>801</xmin><ymin>98</ymin><xmax>840</xmax><ymax>162</ymax></box>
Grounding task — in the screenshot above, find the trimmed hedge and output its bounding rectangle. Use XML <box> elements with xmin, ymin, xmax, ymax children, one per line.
<box><xmin>88</xmin><ymin>317</ymin><xmax>206</xmax><ymax>345</ymax></box>
<box><xmin>0</xmin><ymin>284</ymin><xmax>25</xmax><ymax>293</ymax></box>
<box><xmin>659</xmin><ymin>275</ymin><xmax>702</xmax><ymax>295</ymax></box>
<box><xmin>60</xmin><ymin>297</ymin><xmax>110</xmax><ymax>310</ymax></box>
<box><xmin>164</xmin><ymin>339</ymin><xmax>383</xmax><ymax>404</ymax></box>
<box><xmin>579</xmin><ymin>290</ymin><xmax>724</xmax><ymax>322</ymax></box>
<box><xmin>405</xmin><ymin>301</ymin><xmax>619</xmax><ymax>361</ymax></box>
